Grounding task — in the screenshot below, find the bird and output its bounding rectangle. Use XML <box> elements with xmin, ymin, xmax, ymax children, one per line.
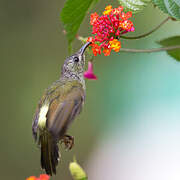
<box><xmin>32</xmin><ymin>42</ymin><xmax>91</xmax><ymax>176</ymax></box>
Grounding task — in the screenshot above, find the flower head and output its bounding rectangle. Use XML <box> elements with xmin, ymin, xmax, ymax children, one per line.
<box><xmin>88</xmin><ymin>5</ymin><xmax>135</xmax><ymax>56</ymax></box>
<box><xmin>87</xmin><ymin>37</ymin><xmax>95</xmax><ymax>43</ymax></box>
<box><xmin>91</xmin><ymin>43</ymin><xmax>101</xmax><ymax>56</ymax></box>
<box><xmin>90</xmin><ymin>12</ymin><xmax>99</xmax><ymax>25</ymax></box>
<box><xmin>120</xmin><ymin>11</ymin><xmax>132</xmax><ymax>20</ymax></box>
<box><xmin>119</xmin><ymin>20</ymin><xmax>134</xmax><ymax>32</ymax></box>
<box><xmin>26</xmin><ymin>176</ymin><xmax>37</xmax><ymax>180</ymax></box>
<box><xmin>103</xmin><ymin>5</ymin><xmax>112</xmax><ymax>15</ymax></box>
<box><xmin>84</xmin><ymin>61</ymin><xmax>97</xmax><ymax>80</ymax></box>
<box><xmin>109</xmin><ymin>39</ymin><xmax>121</xmax><ymax>52</ymax></box>
<box><xmin>103</xmin><ymin>48</ymin><xmax>111</xmax><ymax>56</ymax></box>
<box><xmin>112</xmin><ymin>6</ymin><xmax>123</xmax><ymax>15</ymax></box>
<box><xmin>39</xmin><ymin>174</ymin><xmax>50</xmax><ymax>180</ymax></box>
<box><xmin>26</xmin><ymin>174</ymin><xmax>50</xmax><ymax>180</ymax></box>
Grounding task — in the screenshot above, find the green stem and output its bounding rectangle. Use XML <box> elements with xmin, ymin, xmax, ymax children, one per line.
<box><xmin>121</xmin><ymin>17</ymin><xmax>170</xmax><ymax>40</ymax></box>
<box><xmin>120</xmin><ymin>45</ymin><xmax>180</xmax><ymax>53</ymax></box>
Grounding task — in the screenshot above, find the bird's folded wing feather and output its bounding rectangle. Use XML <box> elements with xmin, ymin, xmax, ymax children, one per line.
<box><xmin>46</xmin><ymin>86</ymin><xmax>85</xmax><ymax>139</ymax></box>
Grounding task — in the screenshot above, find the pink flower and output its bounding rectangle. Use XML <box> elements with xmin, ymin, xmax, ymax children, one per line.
<box><xmin>84</xmin><ymin>61</ymin><xmax>97</xmax><ymax>80</ymax></box>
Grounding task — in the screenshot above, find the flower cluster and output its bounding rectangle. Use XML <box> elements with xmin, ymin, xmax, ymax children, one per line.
<box><xmin>26</xmin><ymin>174</ymin><xmax>50</xmax><ymax>180</ymax></box>
<box><xmin>88</xmin><ymin>5</ymin><xmax>135</xmax><ymax>56</ymax></box>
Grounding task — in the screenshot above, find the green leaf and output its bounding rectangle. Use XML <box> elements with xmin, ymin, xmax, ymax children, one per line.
<box><xmin>158</xmin><ymin>36</ymin><xmax>180</xmax><ymax>61</ymax></box>
<box><xmin>152</xmin><ymin>0</ymin><xmax>180</xmax><ymax>20</ymax></box>
<box><xmin>118</xmin><ymin>0</ymin><xmax>151</xmax><ymax>13</ymax></box>
<box><xmin>61</xmin><ymin>0</ymin><xmax>97</xmax><ymax>47</ymax></box>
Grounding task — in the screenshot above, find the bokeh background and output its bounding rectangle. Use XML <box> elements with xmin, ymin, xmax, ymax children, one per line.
<box><xmin>1</xmin><ymin>0</ymin><xmax>180</xmax><ymax>179</ymax></box>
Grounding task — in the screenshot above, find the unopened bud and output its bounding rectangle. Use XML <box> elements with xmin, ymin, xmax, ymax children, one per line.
<box><xmin>69</xmin><ymin>161</ymin><xmax>87</xmax><ymax>180</ymax></box>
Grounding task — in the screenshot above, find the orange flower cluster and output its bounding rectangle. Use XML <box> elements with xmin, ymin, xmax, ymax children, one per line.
<box><xmin>26</xmin><ymin>174</ymin><xmax>50</xmax><ymax>180</ymax></box>
<box><xmin>88</xmin><ymin>5</ymin><xmax>135</xmax><ymax>56</ymax></box>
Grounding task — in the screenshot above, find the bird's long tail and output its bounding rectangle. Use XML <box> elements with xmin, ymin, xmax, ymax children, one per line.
<box><xmin>39</xmin><ymin>131</ymin><xmax>60</xmax><ymax>175</ymax></box>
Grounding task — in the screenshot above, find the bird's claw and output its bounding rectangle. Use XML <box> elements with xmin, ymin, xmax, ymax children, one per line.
<box><xmin>61</xmin><ymin>135</ymin><xmax>74</xmax><ymax>150</ymax></box>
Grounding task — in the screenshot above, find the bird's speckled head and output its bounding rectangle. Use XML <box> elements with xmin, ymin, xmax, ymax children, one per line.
<box><xmin>61</xmin><ymin>42</ymin><xmax>91</xmax><ymax>80</ymax></box>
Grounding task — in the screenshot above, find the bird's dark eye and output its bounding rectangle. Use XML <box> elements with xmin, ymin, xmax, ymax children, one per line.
<box><xmin>74</xmin><ymin>57</ymin><xmax>79</xmax><ymax>62</ymax></box>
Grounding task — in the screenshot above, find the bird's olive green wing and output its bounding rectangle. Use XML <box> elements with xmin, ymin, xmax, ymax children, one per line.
<box><xmin>32</xmin><ymin>98</ymin><xmax>45</xmax><ymax>141</ymax></box>
<box><xmin>32</xmin><ymin>80</ymin><xmax>65</xmax><ymax>141</ymax></box>
<box><xmin>46</xmin><ymin>85</ymin><xmax>85</xmax><ymax>139</ymax></box>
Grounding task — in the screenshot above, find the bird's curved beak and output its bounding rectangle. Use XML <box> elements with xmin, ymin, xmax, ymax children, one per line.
<box><xmin>79</xmin><ymin>42</ymin><xmax>92</xmax><ymax>55</ymax></box>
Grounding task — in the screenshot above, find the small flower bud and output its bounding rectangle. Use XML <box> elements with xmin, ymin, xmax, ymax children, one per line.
<box><xmin>69</xmin><ymin>162</ymin><xmax>87</xmax><ymax>180</ymax></box>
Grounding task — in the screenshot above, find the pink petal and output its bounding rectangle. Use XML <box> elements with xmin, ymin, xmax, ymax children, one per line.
<box><xmin>130</xmin><ymin>26</ymin><xmax>135</xmax><ymax>32</ymax></box>
<box><xmin>84</xmin><ymin>62</ymin><xmax>97</xmax><ymax>80</ymax></box>
<box><xmin>84</xmin><ymin>72</ymin><xmax>97</xmax><ymax>80</ymax></box>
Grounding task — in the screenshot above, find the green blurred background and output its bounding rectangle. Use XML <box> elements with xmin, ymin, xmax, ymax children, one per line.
<box><xmin>1</xmin><ymin>0</ymin><xmax>180</xmax><ymax>179</ymax></box>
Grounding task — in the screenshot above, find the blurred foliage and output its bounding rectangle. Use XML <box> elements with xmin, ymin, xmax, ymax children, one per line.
<box><xmin>61</xmin><ymin>0</ymin><xmax>98</xmax><ymax>49</ymax></box>
<box><xmin>118</xmin><ymin>0</ymin><xmax>151</xmax><ymax>13</ymax></box>
<box><xmin>158</xmin><ymin>36</ymin><xmax>180</xmax><ymax>61</ymax></box>
<box><xmin>152</xmin><ymin>0</ymin><xmax>180</xmax><ymax>19</ymax></box>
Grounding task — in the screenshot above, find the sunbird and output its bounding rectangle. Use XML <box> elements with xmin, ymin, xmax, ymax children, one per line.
<box><xmin>32</xmin><ymin>42</ymin><xmax>91</xmax><ymax>175</ymax></box>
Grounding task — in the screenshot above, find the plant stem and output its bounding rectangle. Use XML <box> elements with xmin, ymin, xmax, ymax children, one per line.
<box><xmin>121</xmin><ymin>17</ymin><xmax>170</xmax><ymax>40</ymax></box>
<box><xmin>120</xmin><ymin>45</ymin><xmax>180</xmax><ymax>53</ymax></box>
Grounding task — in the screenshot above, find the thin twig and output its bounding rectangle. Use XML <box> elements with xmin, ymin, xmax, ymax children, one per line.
<box><xmin>120</xmin><ymin>45</ymin><xmax>180</xmax><ymax>53</ymax></box>
<box><xmin>121</xmin><ymin>17</ymin><xmax>171</xmax><ymax>40</ymax></box>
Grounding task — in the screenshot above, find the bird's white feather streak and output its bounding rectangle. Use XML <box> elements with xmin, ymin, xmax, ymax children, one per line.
<box><xmin>38</xmin><ymin>104</ymin><xmax>49</xmax><ymax>129</ymax></box>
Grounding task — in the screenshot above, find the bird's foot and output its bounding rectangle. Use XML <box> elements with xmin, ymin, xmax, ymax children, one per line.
<box><xmin>61</xmin><ymin>135</ymin><xmax>74</xmax><ymax>150</ymax></box>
